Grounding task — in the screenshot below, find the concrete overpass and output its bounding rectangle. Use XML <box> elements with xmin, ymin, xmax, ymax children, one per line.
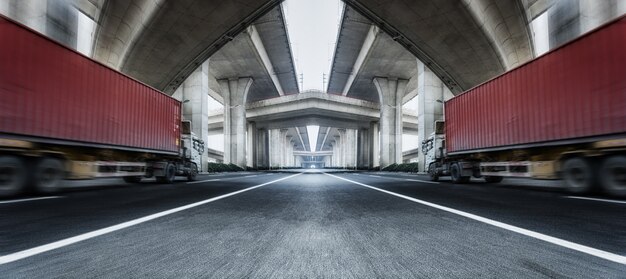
<box><xmin>3</xmin><ymin>0</ymin><xmax>624</xmax><ymax>171</ymax></box>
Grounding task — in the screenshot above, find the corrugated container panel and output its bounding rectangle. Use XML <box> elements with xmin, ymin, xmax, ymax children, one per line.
<box><xmin>0</xmin><ymin>16</ymin><xmax>180</xmax><ymax>154</ymax></box>
<box><xmin>446</xmin><ymin>16</ymin><xmax>626</xmax><ymax>154</ymax></box>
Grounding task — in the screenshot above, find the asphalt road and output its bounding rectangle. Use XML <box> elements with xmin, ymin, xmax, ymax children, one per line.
<box><xmin>1</xmin><ymin>171</ymin><xmax>625</xmax><ymax>278</ymax></box>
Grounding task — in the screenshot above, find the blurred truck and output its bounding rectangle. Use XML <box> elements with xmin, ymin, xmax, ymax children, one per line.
<box><xmin>0</xmin><ymin>15</ymin><xmax>203</xmax><ymax>197</ymax></box>
<box><xmin>422</xmin><ymin>16</ymin><xmax>625</xmax><ymax>197</ymax></box>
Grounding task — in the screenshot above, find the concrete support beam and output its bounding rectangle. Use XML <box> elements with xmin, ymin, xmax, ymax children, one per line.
<box><xmin>221</xmin><ymin>77</ymin><xmax>253</xmax><ymax>167</ymax></box>
<box><xmin>416</xmin><ymin>61</ymin><xmax>453</xmax><ymax>172</ymax></box>
<box><xmin>357</xmin><ymin>128</ymin><xmax>370</xmax><ymax>169</ymax></box>
<box><xmin>246</xmin><ymin>122</ymin><xmax>256</xmax><ymax>168</ymax></box>
<box><xmin>373</xmin><ymin>77</ymin><xmax>406</xmax><ymax>168</ymax></box>
<box><xmin>256</xmin><ymin>128</ymin><xmax>269</xmax><ymax>169</ymax></box>
<box><xmin>1</xmin><ymin>0</ymin><xmax>78</xmax><ymax>49</ymax></box>
<box><xmin>344</xmin><ymin>129</ymin><xmax>357</xmax><ymax>169</ymax></box>
<box><xmin>182</xmin><ymin>61</ymin><xmax>210</xmax><ymax>171</ymax></box>
<box><xmin>370</xmin><ymin>122</ymin><xmax>380</xmax><ymax>168</ymax></box>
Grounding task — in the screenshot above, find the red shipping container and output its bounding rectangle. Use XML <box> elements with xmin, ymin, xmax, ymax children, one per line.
<box><xmin>0</xmin><ymin>16</ymin><xmax>181</xmax><ymax>154</ymax></box>
<box><xmin>445</xmin><ymin>16</ymin><xmax>626</xmax><ymax>154</ymax></box>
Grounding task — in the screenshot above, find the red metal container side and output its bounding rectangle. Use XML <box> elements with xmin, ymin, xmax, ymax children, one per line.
<box><xmin>0</xmin><ymin>16</ymin><xmax>181</xmax><ymax>154</ymax></box>
<box><xmin>445</xmin><ymin>16</ymin><xmax>626</xmax><ymax>154</ymax></box>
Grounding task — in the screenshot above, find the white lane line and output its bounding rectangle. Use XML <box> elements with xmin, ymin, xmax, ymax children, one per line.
<box><xmin>369</xmin><ymin>175</ymin><xmax>382</xmax><ymax>178</ymax></box>
<box><xmin>405</xmin><ymin>179</ymin><xmax>440</xmax><ymax>185</ymax></box>
<box><xmin>243</xmin><ymin>175</ymin><xmax>258</xmax><ymax>178</ymax></box>
<box><xmin>186</xmin><ymin>179</ymin><xmax>221</xmax><ymax>184</ymax></box>
<box><xmin>0</xmin><ymin>173</ymin><xmax>302</xmax><ymax>265</ymax></box>
<box><xmin>324</xmin><ymin>173</ymin><xmax>626</xmax><ymax>265</ymax></box>
<box><xmin>0</xmin><ymin>196</ymin><xmax>62</xmax><ymax>204</ymax></box>
<box><xmin>565</xmin><ymin>196</ymin><xmax>626</xmax><ymax>205</ymax></box>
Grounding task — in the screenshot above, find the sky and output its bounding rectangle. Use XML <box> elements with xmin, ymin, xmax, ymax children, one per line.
<box><xmin>283</xmin><ymin>0</ymin><xmax>343</xmax><ymax>92</ymax></box>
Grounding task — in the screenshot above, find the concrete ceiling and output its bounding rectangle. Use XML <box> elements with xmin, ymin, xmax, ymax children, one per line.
<box><xmin>328</xmin><ymin>6</ymin><xmax>418</xmax><ymax>103</ymax></box>
<box><xmin>94</xmin><ymin>0</ymin><xmax>283</xmax><ymax>93</ymax></box>
<box><xmin>340</xmin><ymin>0</ymin><xmax>533</xmax><ymax>93</ymax></box>
<box><xmin>208</xmin><ymin>5</ymin><xmax>299</xmax><ymax>103</ymax></box>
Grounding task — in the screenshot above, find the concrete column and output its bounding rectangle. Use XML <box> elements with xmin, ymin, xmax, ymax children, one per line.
<box><xmin>370</xmin><ymin>122</ymin><xmax>380</xmax><ymax>168</ymax></box>
<box><xmin>357</xmin><ymin>128</ymin><xmax>370</xmax><ymax>169</ymax></box>
<box><xmin>246</xmin><ymin>122</ymin><xmax>256</xmax><ymax>168</ymax></box>
<box><xmin>373</xmin><ymin>78</ymin><xmax>406</xmax><ymax>168</ymax></box>
<box><xmin>329</xmin><ymin>145</ymin><xmax>337</xmax><ymax>168</ymax></box>
<box><xmin>182</xmin><ymin>61</ymin><xmax>210</xmax><ymax>171</ymax></box>
<box><xmin>279</xmin><ymin>129</ymin><xmax>288</xmax><ymax>167</ymax></box>
<box><xmin>416</xmin><ymin>60</ymin><xmax>451</xmax><ymax>172</ymax></box>
<box><xmin>269</xmin><ymin>129</ymin><xmax>282</xmax><ymax>168</ymax></box>
<box><xmin>256</xmin><ymin>128</ymin><xmax>269</xmax><ymax>169</ymax></box>
<box><xmin>344</xmin><ymin>129</ymin><xmax>357</xmax><ymax>169</ymax></box>
<box><xmin>1</xmin><ymin>0</ymin><xmax>78</xmax><ymax>49</ymax></box>
<box><xmin>220</xmin><ymin>77</ymin><xmax>253</xmax><ymax>167</ymax></box>
<box><xmin>334</xmin><ymin>135</ymin><xmax>343</xmax><ymax>168</ymax></box>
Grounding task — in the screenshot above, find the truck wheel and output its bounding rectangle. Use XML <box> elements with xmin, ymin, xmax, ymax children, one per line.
<box><xmin>599</xmin><ymin>156</ymin><xmax>626</xmax><ymax>197</ymax></box>
<box><xmin>123</xmin><ymin>176</ymin><xmax>142</xmax><ymax>183</ymax></box>
<box><xmin>156</xmin><ymin>163</ymin><xmax>176</xmax><ymax>184</ymax></box>
<box><xmin>428</xmin><ymin>163</ymin><xmax>439</xmax><ymax>182</ymax></box>
<box><xmin>0</xmin><ymin>156</ymin><xmax>26</xmax><ymax>197</ymax></box>
<box><xmin>33</xmin><ymin>158</ymin><xmax>65</xmax><ymax>194</ymax></box>
<box><xmin>187</xmin><ymin>163</ymin><xmax>198</xmax><ymax>181</ymax></box>
<box><xmin>561</xmin><ymin>157</ymin><xmax>595</xmax><ymax>194</ymax></box>
<box><xmin>450</xmin><ymin>163</ymin><xmax>469</xmax><ymax>184</ymax></box>
<box><xmin>484</xmin><ymin>176</ymin><xmax>503</xmax><ymax>183</ymax></box>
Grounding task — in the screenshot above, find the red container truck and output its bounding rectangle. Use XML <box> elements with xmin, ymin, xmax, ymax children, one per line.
<box><xmin>423</xmin><ymin>16</ymin><xmax>626</xmax><ymax>197</ymax></box>
<box><xmin>0</xmin><ymin>15</ymin><xmax>203</xmax><ymax>197</ymax></box>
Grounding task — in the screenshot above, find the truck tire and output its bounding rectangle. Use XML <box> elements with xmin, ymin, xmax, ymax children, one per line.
<box><xmin>123</xmin><ymin>176</ymin><xmax>142</xmax><ymax>183</ymax></box>
<box><xmin>187</xmin><ymin>163</ymin><xmax>198</xmax><ymax>182</ymax></box>
<box><xmin>599</xmin><ymin>156</ymin><xmax>626</xmax><ymax>197</ymax></box>
<box><xmin>428</xmin><ymin>163</ymin><xmax>439</xmax><ymax>182</ymax></box>
<box><xmin>156</xmin><ymin>163</ymin><xmax>176</xmax><ymax>184</ymax></box>
<box><xmin>0</xmin><ymin>156</ymin><xmax>26</xmax><ymax>197</ymax></box>
<box><xmin>484</xmin><ymin>176</ymin><xmax>503</xmax><ymax>183</ymax></box>
<box><xmin>561</xmin><ymin>157</ymin><xmax>595</xmax><ymax>194</ymax></box>
<box><xmin>32</xmin><ymin>157</ymin><xmax>65</xmax><ymax>194</ymax></box>
<box><xmin>450</xmin><ymin>163</ymin><xmax>470</xmax><ymax>184</ymax></box>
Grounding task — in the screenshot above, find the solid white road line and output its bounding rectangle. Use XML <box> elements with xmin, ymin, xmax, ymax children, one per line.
<box><xmin>565</xmin><ymin>196</ymin><xmax>626</xmax><ymax>205</ymax></box>
<box><xmin>0</xmin><ymin>196</ymin><xmax>62</xmax><ymax>204</ymax></box>
<box><xmin>324</xmin><ymin>173</ymin><xmax>626</xmax><ymax>265</ymax></box>
<box><xmin>369</xmin><ymin>175</ymin><xmax>382</xmax><ymax>178</ymax></box>
<box><xmin>0</xmin><ymin>173</ymin><xmax>302</xmax><ymax>265</ymax></box>
<box><xmin>243</xmin><ymin>175</ymin><xmax>258</xmax><ymax>178</ymax></box>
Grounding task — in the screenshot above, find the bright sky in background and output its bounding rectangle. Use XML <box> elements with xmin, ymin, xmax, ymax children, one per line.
<box><xmin>283</xmin><ymin>0</ymin><xmax>343</xmax><ymax>91</ymax></box>
<box><xmin>306</xmin><ymin>125</ymin><xmax>320</xmax><ymax>152</ymax></box>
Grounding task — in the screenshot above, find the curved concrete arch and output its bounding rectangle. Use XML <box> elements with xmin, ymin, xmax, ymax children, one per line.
<box><xmin>93</xmin><ymin>0</ymin><xmax>282</xmax><ymax>93</ymax></box>
<box><xmin>343</xmin><ymin>0</ymin><xmax>534</xmax><ymax>93</ymax></box>
<box><xmin>92</xmin><ymin>0</ymin><xmax>165</xmax><ymax>69</ymax></box>
<box><xmin>461</xmin><ymin>0</ymin><xmax>534</xmax><ymax>69</ymax></box>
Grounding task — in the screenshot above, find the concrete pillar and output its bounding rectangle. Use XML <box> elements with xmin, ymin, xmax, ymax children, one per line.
<box><xmin>344</xmin><ymin>129</ymin><xmax>357</xmax><ymax>169</ymax></box>
<box><xmin>370</xmin><ymin>122</ymin><xmax>380</xmax><ymax>168</ymax></box>
<box><xmin>182</xmin><ymin>61</ymin><xmax>210</xmax><ymax>171</ymax></box>
<box><xmin>357</xmin><ymin>128</ymin><xmax>370</xmax><ymax>169</ymax></box>
<box><xmin>246</xmin><ymin>122</ymin><xmax>256</xmax><ymax>168</ymax></box>
<box><xmin>256</xmin><ymin>128</ymin><xmax>269</xmax><ymax>169</ymax></box>
<box><xmin>334</xmin><ymin>135</ymin><xmax>343</xmax><ymax>168</ymax></box>
<box><xmin>329</xmin><ymin>144</ymin><xmax>337</xmax><ymax>168</ymax></box>
<box><xmin>1</xmin><ymin>0</ymin><xmax>78</xmax><ymax>49</ymax></box>
<box><xmin>221</xmin><ymin>77</ymin><xmax>253</xmax><ymax>167</ymax></box>
<box><xmin>548</xmin><ymin>0</ymin><xmax>626</xmax><ymax>49</ymax></box>
<box><xmin>373</xmin><ymin>78</ymin><xmax>406</xmax><ymax>168</ymax></box>
<box><xmin>279</xmin><ymin>129</ymin><xmax>288</xmax><ymax>167</ymax></box>
<box><xmin>269</xmin><ymin>129</ymin><xmax>282</xmax><ymax>168</ymax></box>
<box><xmin>416</xmin><ymin>60</ymin><xmax>449</xmax><ymax>172</ymax></box>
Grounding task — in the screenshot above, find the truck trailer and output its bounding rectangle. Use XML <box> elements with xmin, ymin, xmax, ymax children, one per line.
<box><xmin>0</xmin><ymin>15</ymin><xmax>203</xmax><ymax>197</ymax></box>
<box><xmin>423</xmin><ymin>16</ymin><xmax>625</xmax><ymax>197</ymax></box>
